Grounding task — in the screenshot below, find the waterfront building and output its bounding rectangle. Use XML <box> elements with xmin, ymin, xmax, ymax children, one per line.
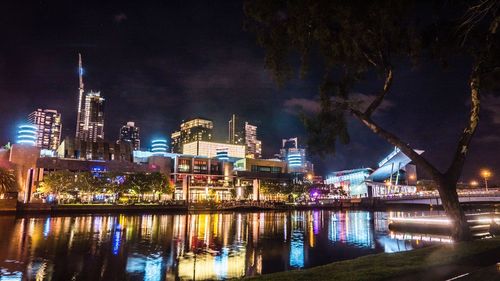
<box><xmin>75</xmin><ymin>54</ymin><xmax>105</xmax><ymax>142</ymax></box>
<box><xmin>325</xmin><ymin>147</ymin><xmax>422</xmax><ymax>197</ymax></box>
<box><xmin>16</xmin><ymin>124</ymin><xmax>38</xmax><ymax>146</ymax></box>
<box><xmin>118</xmin><ymin>121</ymin><xmax>140</xmax><ymax>150</ymax></box>
<box><xmin>28</xmin><ymin>109</ymin><xmax>62</xmax><ymax>150</ymax></box>
<box><xmin>171</xmin><ymin>117</ymin><xmax>213</xmax><ymax>153</ymax></box>
<box><xmin>182</xmin><ymin>140</ymin><xmax>245</xmax><ymax>159</ymax></box>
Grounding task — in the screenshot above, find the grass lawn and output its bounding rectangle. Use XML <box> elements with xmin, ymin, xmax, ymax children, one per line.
<box><xmin>243</xmin><ymin>237</ymin><xmax>500</xmax><ymax>281</ymax></box>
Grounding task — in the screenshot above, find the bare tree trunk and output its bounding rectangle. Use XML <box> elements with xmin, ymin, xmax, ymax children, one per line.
<box><xmin>435</xmin><ymin>177</ymin><xmax>472</xmax><ymax>241</ymax></box>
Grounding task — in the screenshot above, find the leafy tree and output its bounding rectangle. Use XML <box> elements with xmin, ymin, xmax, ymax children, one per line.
<box><xmin>0</xmin><ymin>167</ymin><xmax>16</xmax><ymax>194</ymax></box>
<box><xmin>149</xmin><ymin>172</ymin><xmax>173</xmax><ymax>195</ymax></box>
<box><xmin>39</xmin><ymin>171</ymin><xmax>76</xmax><ymax>195</ymax></box>
<box><xmin>102</xmin><ymin>172</ymin><xmax>126</xmax><ymax>195</ymax></box>
<box><xmin>245</xmin><ymin>0</ymin><xmax>499</xmax><ymax>241</ymax></box>
<box><xmin>74</xmin><ymin>172</ymin><xmax>100</xmax><ymax>194</ymax></box>
<box><xmin>124</xmin><ymin>173</ymin><xmax>153</xmax><ymax>200</ymax></box>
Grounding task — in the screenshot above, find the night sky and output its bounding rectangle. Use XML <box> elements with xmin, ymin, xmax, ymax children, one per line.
<box><xmin>0</xmin><ymin>0</ymin><xmax>498</xmax><ymax>183</ymax></box>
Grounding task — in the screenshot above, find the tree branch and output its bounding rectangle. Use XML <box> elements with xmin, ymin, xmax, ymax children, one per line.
<box><xmin>349</xmin><ymin>108</ymin><xmax>443</xmax><ymax>180</ymax></box>
<box><xmin>364</xmin><ymin>68</ymin><xmax>393</xmax><ymax>117</ymax></box>
<box><xmin>445</xmin><ymin>70</ymin><xmax>481</xmax><ymax>182</ymax></box>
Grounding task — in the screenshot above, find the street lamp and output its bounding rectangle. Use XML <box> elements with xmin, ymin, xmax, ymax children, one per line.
<box><xmin>470</xmin><ymin>180</ymin><xmax>478</xmax><ymax>188</ymax></box>
<box><xmin>480</xmin><ymin>169</ymin><xmax>492</xmax><ymax>192</ymax></box>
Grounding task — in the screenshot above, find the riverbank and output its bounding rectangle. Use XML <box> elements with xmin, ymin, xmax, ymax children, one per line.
<box><xmin>0</xmin><ymin>198</ymin><xmax>498</xmax><ymax>215</ymax></box>
<box><xmin>243</xmin><ymin>237</ymin><xmax>500</xmax><ymax>281</ymax></box>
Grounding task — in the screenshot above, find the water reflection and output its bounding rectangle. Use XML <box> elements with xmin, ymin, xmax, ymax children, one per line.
<box><xmin>0</xmin><ymin>210</ymin><xmax>443</xmax><ymax>281</ymax></box>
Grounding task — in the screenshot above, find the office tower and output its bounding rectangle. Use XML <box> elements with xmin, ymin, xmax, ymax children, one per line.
<box><xmin>118</xmin><ymin>121</ymin><xmax>140</xmax><ymax>150</ymax></box>
<box><xmin>75</xmin><ymin>53</ymin><xmax>105</xmax><ymax>142</ymax></box>
<box><xmin>245</xmin><ymin>122</ymin><xmax>262</xmax><ymax>158</ymax></box>
<box><xmin>16</xmin><ymin>124</ymin><xmax>38</xmax><ymax>146</ymax></box>
<box><xmin>170</xmin><ymin>117</ymin><xmax>213</xmax><ymax>153</ymax></box>
<box><xmin>279</xmin><ymin>137</ymin><xmax>312</xmax><ymax>174</ymax></box>
<box><xmin>228</xmin><ymin>114</ymin><xmax>245</xmax><ymax>145</ymax></box>
<box><xmin>228</xmin><ymin>114</ymin><xmax>262</xmax><ymax>158</ymax></box>
<box><xmin>28</xmin><ymin>109</ymin><xmax>62</xmax><ymax>150</ymax></box>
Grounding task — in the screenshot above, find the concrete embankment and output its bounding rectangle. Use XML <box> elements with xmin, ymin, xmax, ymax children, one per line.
<box><xmin>14</xmin><ymin>202</ymin><xmax>188</xmax><ymax>214</ymax></box>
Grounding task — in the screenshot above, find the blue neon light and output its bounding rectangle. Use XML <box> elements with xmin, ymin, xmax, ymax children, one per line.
<box><xmin>151</xmin><ymin>139</ymin><xmax>168</xmax><ymax>155</ymax></box>
<box><xmin>16</xmin><ymin>124</ymin><xmax>37</xmax><ymax>146</ymax></box>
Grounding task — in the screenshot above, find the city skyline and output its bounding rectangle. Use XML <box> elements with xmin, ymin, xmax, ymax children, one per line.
<box><xmin>0</xmin><ymin>0</ymin><xmax>498</xmax><ymax>181</ymax></box>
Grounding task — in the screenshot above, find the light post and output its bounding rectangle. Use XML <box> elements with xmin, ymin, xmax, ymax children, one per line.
<box><xmin>480</xmin><ymin>169</ymin><xmax>492</xmax><ymax>192</ymax></box>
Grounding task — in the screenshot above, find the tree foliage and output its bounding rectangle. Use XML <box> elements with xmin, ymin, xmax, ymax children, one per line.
<box><xmin>39</xmin><ymin>171</ymin><xmax>76</xmax><ymax>195</ymax></box>
<box><xmin>0</xmin><ymin>167</ymin><xmax>16</xmax><ymax>194</ymax></box>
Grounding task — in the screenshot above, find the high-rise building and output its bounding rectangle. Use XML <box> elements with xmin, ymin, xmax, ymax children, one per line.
<box><xmin>245</xmin><ymin>122</ymin><xmax>262</xmax><ymax>158</ymax></box>
<box><xmin>228</xmin><ymin>114</ymin><xmax>262</xmax><ymax>158</ymax></box>
<box><xmin>75</xmin><ymin>54</ymin><xmax>105</xmax><ymax>142</ymax></box>
<box><xmin>28</xmin><ymin>109</ymin><xmax>62</xmax><ymax>150</ymax></box>
<box><xmin>118</xmin><ymin>121</ymin><xmax>140</xmax><ymax>150</ymax></box>
<box><xmin>228</xmin><ymin>114</ymin><xmax>245</xmax><ymax>145</ymax></box>
<box><xmin>279</xmin><ymin>137</ymin><xmax>313</xmax><ymax>174</ymax></box>
<box><xmin>170</xmin><ymin>117</ymin><xmax>213</xmax><ymax>153</ymax></box>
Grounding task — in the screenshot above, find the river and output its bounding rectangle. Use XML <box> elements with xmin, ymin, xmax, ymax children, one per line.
<box><xmin>0</xmin><ymin>210</ymin><xmax>449</xmax><ymax>280</ymax></box>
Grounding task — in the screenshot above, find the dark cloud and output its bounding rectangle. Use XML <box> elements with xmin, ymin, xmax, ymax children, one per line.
<box><xmin>113</xmin><ymin>12</ymin><xmax>128</xmax><ymax>23</ymax></box>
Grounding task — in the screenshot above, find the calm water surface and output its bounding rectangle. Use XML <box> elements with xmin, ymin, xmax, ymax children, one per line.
<box><xmin>0</xmin><ymin>210</ymin><xmax>448</xmax><ymax>281</ymax></box>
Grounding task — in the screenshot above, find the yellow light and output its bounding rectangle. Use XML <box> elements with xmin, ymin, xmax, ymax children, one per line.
<box><xmin>480</xmin><ymin>169</ymin><xmax>492</xmax><ymax>178</ymax></box>
<box><xmin>470</xmin><ymin>180</ymin><xmax>478</xmax><ymax>186</ymax></box>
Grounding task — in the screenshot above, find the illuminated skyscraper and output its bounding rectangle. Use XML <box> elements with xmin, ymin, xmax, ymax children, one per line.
<box><xmin>118</xmin><ymin>121</ymin><xmax>140</xmax><ymax>150</ymax></box>
<box><xmin>245</xmin><ymin>122</ymin><xmax>262</xmax><ymax>159</ymax></box>
<box><xmin>28</xmin><ymin>109</ymin><xmax>62</xmax><ymax>150</ymax></box>
<box><xmin>75</xmin><ymin>53</ymin><xmax>105</xmax><ymax>142</ymax></box>
<box><xmin>171</xmin><ymin>117</ymin><xmax>213</xmax><ymax>153</ymax></box>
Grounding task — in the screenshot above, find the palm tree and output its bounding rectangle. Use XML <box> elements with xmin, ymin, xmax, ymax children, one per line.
<box><xmin>0</xmin><ymin>167</ymin><xmax>17</xmax><ymax>194</ymax></box>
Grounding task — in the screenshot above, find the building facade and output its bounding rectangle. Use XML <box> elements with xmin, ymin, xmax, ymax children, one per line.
<box><xmin>325</xmin><ymin>147</ymin><xmax>422</xmax><ymax>197</ymax></box>
<box><xmin>118</xmin><ymin>121</ymin><xmax>140</xmax><ymax>150</ymax></box>
<box><xmin>245</xmin><ymin>122</ymin><xmax>262</xmax><ymax>159</ymax></box>
<box><xmin>278</xmin><ymin>138</ymin><xmax>312</xmax><ymax>174</ymax></box>
<box><xmin>182</xmin><ymin>140</ymin><xmax>246</xmax><ymax>159</ymax></box>
<box><xmin>75</xmin><ymin>54</ymin><xmax>105</xmax><ymax>142</ymax></box>
<box><xmin>57</xmin><ymin>137</ymin><xmax>132</xmax><ymax>162</ymax></box>
<box><xmin>28</xmin><ymin>109</ymin><xmax>62</xmax><ymax>150</ymax></box>
<box><xmin>171</xmin><ymin>117</ymin><xmax>213</xmax><ymax>153</ymax></box>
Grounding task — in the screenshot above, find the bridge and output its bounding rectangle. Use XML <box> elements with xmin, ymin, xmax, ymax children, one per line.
<box><xmin>382</xmin><ymin>189</ymin><xmax>500</xmax><ymax>206</ymax></box>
